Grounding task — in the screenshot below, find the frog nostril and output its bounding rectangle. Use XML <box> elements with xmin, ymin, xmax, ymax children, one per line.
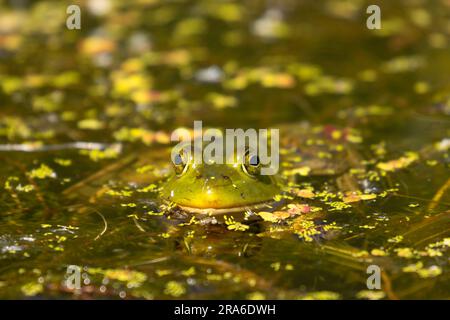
<box><xmin>220</xmin><ymin>174</ymin><xmax>234</xmax><ymax>186</ymax></box>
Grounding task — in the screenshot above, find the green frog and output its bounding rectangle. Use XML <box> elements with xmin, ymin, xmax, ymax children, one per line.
<box><xmin>160</xmin><ymin>123</ymin><xmax>363</xmax><ymax>216</ymax></box>
<box><xmin>160</xmin><ymin>149</ymin><xmax>281</xmax><ymax>215</ymax></box>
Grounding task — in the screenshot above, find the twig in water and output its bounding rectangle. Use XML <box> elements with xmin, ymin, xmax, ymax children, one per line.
<box><xmin>381</xmin><ymin>270</ymin><xmax>399</xmax><ymax>300</ymax></box>
<box><xmin>133</xmin><ymin>217</ymin><xmax>146</xmax><ymax>232</ymax></box>
<box><xmin>428</xmin><ymin>177</ymin><xmax>450</xmax><ymax>211</ymax></box>
<box><xmin>93</xmin><ymin>209</ymin><xmax>108</xmax><ymax>241</ymax></box>
<box><xmin>0</xmin><ymin>142</ymin><xmax>122</xmax><ymax>152</ymax></box>
<box><xmin>393</xmin><ymin>193</ymin><xmax>450</xmax><ymax>207</ymax></box>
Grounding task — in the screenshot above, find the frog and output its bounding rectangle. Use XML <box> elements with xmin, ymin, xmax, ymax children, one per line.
<box><xmin>155</xmin><ymin>122</ymin><xmax>365</xmax><ymax>257</ymax></box>
<box><xmin>159</xmin><ymin>122</ymin><xmax>364</xmax><ymax>217</ymax></box>
<box><xmin>59</xmin><ymin>121</ymin><xmax>363</xmax><ymax>224</ymax></box>
<box><xmin>160</xmin><ymin>146</ymin><xmax>281</xmax><ymax>215</ymax></box>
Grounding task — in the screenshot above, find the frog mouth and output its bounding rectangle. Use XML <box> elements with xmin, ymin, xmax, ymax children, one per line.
<box><xmin>174</xmin><ymin>200</ymin><xmax>279</xmax><ymax>215</ymax></box>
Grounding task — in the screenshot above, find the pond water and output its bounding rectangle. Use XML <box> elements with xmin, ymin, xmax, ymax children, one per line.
<box><xmin>0</xmin><ymin>0</ymin><xmax>449</xmax><ymax>299</ymax></box>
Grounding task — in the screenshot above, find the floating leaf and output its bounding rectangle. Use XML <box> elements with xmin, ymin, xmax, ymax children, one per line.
<box><xmin>343</xmin><ymin>192</ymin><xmax>377</xmax><ymax>203</ymax></box>
<box><xmin>164</xmin><ymin>281</ymin><xmax>186</xmax><ymax>297</ymax></box>
<box><xmin>377</xmin><ymin>152</ymin><xmax>419</xmax><ymax>172</ymax></box>
<box><xmin>27</xmin><ymin>164</ymin><xmax>56</xmax><ymax>179</ymax></box>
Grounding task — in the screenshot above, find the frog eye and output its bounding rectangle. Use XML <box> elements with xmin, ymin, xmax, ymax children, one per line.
<box><xmin>172</xmin><ymin>152</ymin><xmax>188</xmax><ymax>175</ymax></box>
<box><xmin>242</xmin><ymin>151</ymin><xmax>261</xmax><ymax>176</ymax></box>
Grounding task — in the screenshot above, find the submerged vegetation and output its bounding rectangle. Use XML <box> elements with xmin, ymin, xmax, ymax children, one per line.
<box><xmin>0</xmin><ymin>0</ymin><xmax>449</xmax><ymax>299</ymax></box>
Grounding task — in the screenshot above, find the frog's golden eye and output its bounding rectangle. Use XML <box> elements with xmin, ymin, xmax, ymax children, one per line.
<box><xmin>242</xmin><ymin>150</ymin><xmax>261</xmax><ymax>176</ymax></box>
<box><xmin>172</xmin><ymin>152</ymin><xmax>188</xmax><ymax>175</ymax></box>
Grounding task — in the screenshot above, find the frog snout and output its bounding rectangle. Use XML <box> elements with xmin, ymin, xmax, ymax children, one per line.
<box><xmin>197</xmin><ymin>174</ymin><xmax>234</xmax><ymax>188</ymax></box>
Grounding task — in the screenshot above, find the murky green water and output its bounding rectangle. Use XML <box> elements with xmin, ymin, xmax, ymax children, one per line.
<box><xmin>0</xmin><ymin>0</ymin><xmax>449</xmax><ymax>299</ymax></box>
